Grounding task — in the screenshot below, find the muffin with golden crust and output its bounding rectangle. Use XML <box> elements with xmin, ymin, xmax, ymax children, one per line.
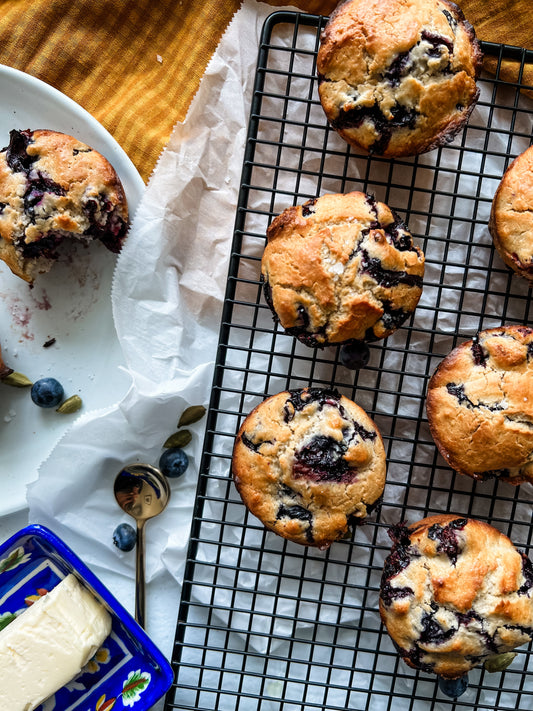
<box><xmin>317</xmin><ymin>0</ymin><xmax>483</xmax><ymax>157</ymax></box>
<box><xmin>0</xmin><ymin>129</ymin><xmax>129</xmax><ymax>282</ymax></box>
<box><xmin>379</xmin><ymin>515</ymin><xmax>533</xmax><ymax>678</ymax></box>
<box><xmin>489</xmin><ymin>145</ymin><xmax>533</xmax><ymax>283</ymax></box>
<box><xmin>232</xmin><ymin>387</ymin><xmax>386</xmax><ymax>549</ymax></box>
<box><xmin>426</xmin><ymin>325</ymin><xmax>533</xmax><ymax>484</ymax></box>
<box><xmin>261</xmin><ymin>191</ymin><xmax>425</xmax><ymax>348</ymax></box>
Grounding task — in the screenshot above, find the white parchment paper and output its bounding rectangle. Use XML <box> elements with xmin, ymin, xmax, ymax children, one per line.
<box><xmin>26</xmin><ymin>0</ymin><xmax>299</xmax><ymax>693</ymax></box>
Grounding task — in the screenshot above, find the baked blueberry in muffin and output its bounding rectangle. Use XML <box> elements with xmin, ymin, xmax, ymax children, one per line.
<box><xmin>380</xmin><ymin>515</ymin><xmax>533</xmax><ymax>678</ymax></box>
<box><xmin>231</xmin><ymin>387</ymin><xmax>386</xmax><ymax>548</ymax></box>
<box><xmin>0</xmin><ymin>129</ymin><xmax>129</xmax><ymax>282</ymax></box>
<box><xmin>426</xmin><ymin>325</ymin><xmax>533</xmax><ymax>484</ymax></box>
<box><xmin>261</xmin><ymin>191</ymin><xmax>425</xmax><ymax>348</ymax></box>
<box><xmin>317</xmin><ymin>0</ymin><xmax>483</xmax><ymax>157</ymax></box>
<box><xmin>489</xmin><ymin>145</ymin><xmax>533</xmax><ymax>283</ymax></box>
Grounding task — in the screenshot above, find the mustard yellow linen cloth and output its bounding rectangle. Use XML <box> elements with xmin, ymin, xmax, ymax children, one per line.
<box><xmin>0</xmin><ymin>0</ymin><xmax>530</xmax><ymax>182</ymax></box>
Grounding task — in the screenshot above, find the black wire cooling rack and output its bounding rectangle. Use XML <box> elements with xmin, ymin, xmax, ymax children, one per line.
<box><xmin>165</xmin><ymin>12</ymin><xmax>533</xmax><ymax>711</ymax></box>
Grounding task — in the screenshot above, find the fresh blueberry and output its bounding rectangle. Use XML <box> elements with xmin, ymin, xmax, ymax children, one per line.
<box><xmin>159</xmin><ymin>447</ymin><xmax>189</xmax><ymax>478</ymax></box>
<box><xmin>113</xmin><ymin>523</ymin><xmax>136</xmax><ymax>552</ymax></box>
<box><xmin>30</xmin><ymin>377</ymin><xmax>64</xmax><ymax>408</ymax></box>
<box><xmin>438</xmin><ymin>674</ymin><xmax>468</xmax><ymax>699</ymax></box>
<box><xmin>339</xmin><ymin>341</ymin><xmax>370</xmax><ymax>370</ymax></box>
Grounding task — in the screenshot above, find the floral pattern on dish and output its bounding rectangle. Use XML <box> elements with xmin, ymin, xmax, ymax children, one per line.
<box><xmin>0</xmin><ymin>545</ymin><xmax>31</xmax><ymax>574</ymax></box>
<box><xmin>93</xmin><ymin>670</ymin><xmax>151</xmax><ymax>710</ymax></box>
<box><xmin>0</xmin><ymin>527</ymin><xmax>171</xmax><ymax>711</ymax></box>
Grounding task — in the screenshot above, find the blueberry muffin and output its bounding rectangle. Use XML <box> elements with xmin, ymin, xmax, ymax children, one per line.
<box><xmin>261</xmin><ymin>191</ymin><xmax>425</xmax><ymax>348</ymax></box>
<box><xmin>317</xmin><ymin>0</ymin><xmax>483</xmax><ymax>157</ymax></box>
<box><xmin>0</xmin><ymin>129</ymin><xmax>129</xmax><ymax>282</ymax></box>
<box><xmin>232</xmin><ymin>387</ymin><xmax>386</xmax><ymax>549</ymax></box>
<box><xmin>426</xmin><ymin>325</ymin><xmax>533</xmax><ymax>484</ymax></box>
<box><xmin>379</xmin><ymin>515</ymin><xmax>533</xmax><ymax>678</ymax></box>
<box><xmin>489</xmin><ymin>145</ymin><xmax>533</xmax><ymax>283</ymax></box>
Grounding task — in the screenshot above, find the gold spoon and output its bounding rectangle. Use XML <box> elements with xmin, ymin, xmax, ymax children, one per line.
<box><xmin>114</xmin><ymin>463</ymin><xmax>171</xmax><ymax>629</ymax></box>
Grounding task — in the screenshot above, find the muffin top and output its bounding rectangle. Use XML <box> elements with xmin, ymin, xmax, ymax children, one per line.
<box><xmin>0</xmin><ymin>129</ymin><xmax>129</xmax><ymax>282</ymax></box>
<box><xmin>426</xmin><ymin>325</ymin><xmax>533</xmax><ymax>484</ymax></box>
<box><xmin>379</xmin><ymin>515</ymin><xmax>533</xmax><ymax>678</ymax></box>
<box><xmin>261</xmin><ymin>191</ymin><xmax>425</xmax><ymax>347</ymax></box>
<box><xmin>232</xmin><ymin>387</ymin><xmax>386</xmax><ymax>549</ymax></box>
<box><xmin>489</xmin><ymin>145</ymin><xmax>533</xmax><ymax>283</ymax></box>
<box><xmin>317</xmin><ymin>0</ymin><xmax>482</xmax><ymax>156</ymax></box>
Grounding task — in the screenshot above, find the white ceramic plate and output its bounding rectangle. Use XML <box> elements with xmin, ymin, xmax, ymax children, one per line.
<box><xmin>0</xmin><ymin>65</ymin><xmax>145</xmax><ymax>515</ymax></box>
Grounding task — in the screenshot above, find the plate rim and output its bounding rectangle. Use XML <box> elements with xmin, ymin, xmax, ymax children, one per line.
<box><xmin>0</xmin><ymin>64</ymin><xmax>145</xmax><ymax>516</ymax></box>
<box><xmin>0</xmin><ymin>63</ymin><xmax>145</xmax><ymax>195</ymax></box>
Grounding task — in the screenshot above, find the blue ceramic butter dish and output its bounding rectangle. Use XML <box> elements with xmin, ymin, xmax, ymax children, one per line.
<box><xmin>0</xmin><ymin>524</ymin><xmax>173</xmax><ymax>710</ymax></box>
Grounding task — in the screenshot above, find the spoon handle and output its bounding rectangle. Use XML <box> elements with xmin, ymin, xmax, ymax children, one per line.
<box><xmin>135</xmin><ymin>520</ymin><xmax>146</xmax><ymax>628</ymax></box>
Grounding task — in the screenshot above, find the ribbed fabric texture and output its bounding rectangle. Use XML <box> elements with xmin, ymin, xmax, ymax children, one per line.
<box><xmin>0</xmin><ymin>0</ymin><xmax>242</xmax><ymax>181</ymax></box>
<box><xmin>0</xmin><ymin>0</ymin><xmax>528</xmax><ymax>181</ymax></box>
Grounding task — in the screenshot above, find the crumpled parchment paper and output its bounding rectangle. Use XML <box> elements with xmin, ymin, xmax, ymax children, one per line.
<box><xmin>26</xmin><ymin>0</ymin><xmax>299</xmax><ymax>682</ymax></box>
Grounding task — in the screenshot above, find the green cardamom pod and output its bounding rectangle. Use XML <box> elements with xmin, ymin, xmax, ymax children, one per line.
<box><xmin>56</xmin><ymin>395</ymin><xmax>83</xmax><ymax>414</ymax></box>
<box><xmin>1</xmin><ymin>371</ymin><xmax>33</xmax><ymax>387</ymax></box>
<box><xmin>178</xmin><ymin>405</ymin><xmax>206</xmax><ymax>428</ymax></box>
<box><xmin>164</xmin><ymin>430</ymin><xmax>192</xmax><ymax>449</ymax></box>
<box><xmin>484</xmin><ymin>652</ymin><xmax>516</xmax><ymax>673</ymax></box>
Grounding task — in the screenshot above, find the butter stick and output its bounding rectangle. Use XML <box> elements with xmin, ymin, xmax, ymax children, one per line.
<box><xmin>0</xmin><ymin>572</ymin><xmax>112</xmax><ymax>710</ymax></box>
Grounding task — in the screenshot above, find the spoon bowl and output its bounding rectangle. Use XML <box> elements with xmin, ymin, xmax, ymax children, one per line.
<box><xmin>114</xmin><ymin>463</ymin><xmax>171</xmax><ymax>628</ymax></box>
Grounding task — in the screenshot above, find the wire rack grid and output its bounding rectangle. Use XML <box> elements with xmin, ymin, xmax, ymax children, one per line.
<box><xmin>164</xmin><ymin>11</ymin><xmax>533</xmax><ymax>711</ymax></box>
